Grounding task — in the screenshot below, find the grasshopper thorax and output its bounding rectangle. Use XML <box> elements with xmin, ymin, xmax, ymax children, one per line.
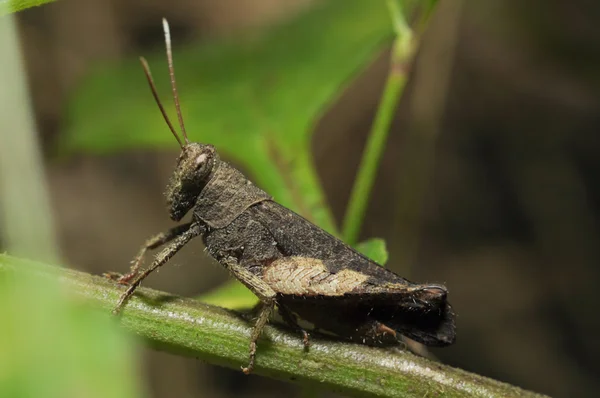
<box><xmin>166</xmin><ymin>143</ymin><xmax>218</xmax><ymax>221</ymax></box>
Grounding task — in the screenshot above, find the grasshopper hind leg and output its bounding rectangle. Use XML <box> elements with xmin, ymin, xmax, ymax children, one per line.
<box><xmin>243</xmin><ymin>300</ymin><xmax>275</xmax><ymax>374</ymax></box>
<box><xmin>221</xmin><ymin>257</ymin><xmax>278</xmax><ymax>374</ymax></box>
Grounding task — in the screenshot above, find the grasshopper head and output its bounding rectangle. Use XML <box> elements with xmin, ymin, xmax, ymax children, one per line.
<box><xmin>166</xmin><ymin>143</ymin><xmax>217</xmax><ymax>221</ymax></box>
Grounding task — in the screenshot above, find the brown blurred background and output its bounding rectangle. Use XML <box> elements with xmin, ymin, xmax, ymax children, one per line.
<box><xmin>8</xmin><ymin>0</ymin><xmax>600</xmax><ymax>396</ymax></box>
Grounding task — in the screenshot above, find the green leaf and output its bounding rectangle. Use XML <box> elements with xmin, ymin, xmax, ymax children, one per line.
<box><xmin>0</xmin><ymin>255</ymin><xmax>143</xmax><ymax>398</ymax></box>
<box><xmin>199</xmin><ymin>280</ymin><xmax>258</xmax><ymax>310</ymax></box>
<box><xmin>0</xmin><ymin>0</ymin><xmax>57</xmax><ymax>15</ymax></box>
<box><xmin>61</xmin><ymin>0</ymin><xmax>394</xmax><ymax>235</ymax></box>
<box><xmin>355</xmin><ymin>238</ymin><xmax>389</xmax><ymax>265</ymax></box>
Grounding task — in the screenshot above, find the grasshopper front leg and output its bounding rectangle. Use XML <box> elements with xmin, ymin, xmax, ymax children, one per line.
<box><xmin>113</xmin><ymin>223</ymin><xmax>203</xmax><ymax>314</ymax></box>
<box><xmin>222</xmin><ymin>257</ymin><xmax>277</xmax><ymax>374</ymax></box>
<box><xmin>106</xmin><ymin>222</ymin><xmax>193</xmax><ymax>284</ymax></box>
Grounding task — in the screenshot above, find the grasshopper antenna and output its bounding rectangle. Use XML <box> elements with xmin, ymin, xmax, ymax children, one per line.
<box><xmin>162</xmin><ymin>18</ymin><xmax>189</xmax><ymax>145</ymax></box>
<box><xmin>139</xmin><ymin>57</ymin><xmax>184</xmax><ymax>149</ymax></box>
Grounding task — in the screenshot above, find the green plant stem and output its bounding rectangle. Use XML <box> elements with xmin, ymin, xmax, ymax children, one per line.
<box><xmin>0</xmin><ymin>15</ymin><xmax>61</xmax><ymax>262</ymax></box>
<box><xmin>341</xmin><ymin>1</ymin><xmax>414</xmax><ymax>245</ymax></box>
<box><xmin>0</xmin><ymin>254</ymin><xmax>548</xmax><ymax>398</ymax></box>
<box><xmin>391</xmin><ymin>0</ymin><xmax>462</xmax><ymax>272</ymax></box>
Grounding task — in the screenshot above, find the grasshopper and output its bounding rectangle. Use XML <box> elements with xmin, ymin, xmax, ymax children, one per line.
<box><xmin>110</xmin><ymin>19</ymin><xmax>455</xmax><ymax>374</ymax></box>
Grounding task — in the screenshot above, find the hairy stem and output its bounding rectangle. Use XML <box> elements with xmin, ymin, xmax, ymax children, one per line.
<box><xmin>0</xmin><ymin>255</ymin><xmax>548</xmax><ymax>398</ymax></box>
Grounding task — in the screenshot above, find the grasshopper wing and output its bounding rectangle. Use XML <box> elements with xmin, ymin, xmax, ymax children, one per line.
<box><xmin>248</xmin><ymin>202</ymin><xmax>456</xmax><ymax>346</ymax></box>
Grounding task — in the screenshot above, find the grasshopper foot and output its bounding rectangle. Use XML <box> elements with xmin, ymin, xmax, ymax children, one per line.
<box><xmin>115</xmin><ymin>272</ymin><xmax>138</xmax><ymax>285</ymax></box>
<box><xmin>102</xmin><ymin>271</ymin><xmax>137</xmax><ymax>286</ymax></box>
<box><xmin>242</xmin><ymin>341</ymin><xmax>257</xmax><ymax>374</ymax></box>
<box><xmin>103</xmin><ymin>272</ymin><xmax>124</xmax><ymax>281</ymax></box>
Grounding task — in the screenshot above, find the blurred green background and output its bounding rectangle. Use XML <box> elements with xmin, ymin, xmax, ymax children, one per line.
<box><xmin>1</xmin><ymin>0</ymin><xmax>600</xmax><ymax>397</ymax></box>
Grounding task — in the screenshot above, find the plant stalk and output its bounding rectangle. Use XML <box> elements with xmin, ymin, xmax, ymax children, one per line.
<box><xmin>0</xmin><ymin>255</ymin><xmax>548</xmax><ymax>398</ymax></box>
<box><xmin>342</xmin><ymin>0</ymin><xmax>415</xmax><ymax>245</ymax></box>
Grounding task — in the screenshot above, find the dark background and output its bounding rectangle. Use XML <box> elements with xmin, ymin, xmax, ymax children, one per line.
<box><xmin>10</xmin><ymin>0</ymin><xmax>600</xmax><ymax>396</ymax></box>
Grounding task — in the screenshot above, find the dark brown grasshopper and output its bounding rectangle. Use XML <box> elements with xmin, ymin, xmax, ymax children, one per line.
<box><xmin>111</xmin><ymin>19</ymin><xmax>455</xmax><ymax>374</ymax></box>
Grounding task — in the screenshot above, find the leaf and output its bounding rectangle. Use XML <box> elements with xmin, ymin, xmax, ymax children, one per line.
<box><xmin>0</xmin><ymin>255</ymin><xmax>143</xmax><ymax>398</ymax></box>
<box><xmin>355</xmin><ymin>238</ymin><xmax>389</xmax><ymax>265</ymax></box>
<box><xmin>0</xmin><ymin>0</ymin><xmax>57</xmax><ymax>15</ymax></box>
<box><xmin>199</xmin><ymin>279</ymin><xmax>259</xmax><ymax>310</ymax></box>
<box><xmin>61</xmin><ymin>0</ymin><xmax>393</xmax><ymax>235</ymax></box>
